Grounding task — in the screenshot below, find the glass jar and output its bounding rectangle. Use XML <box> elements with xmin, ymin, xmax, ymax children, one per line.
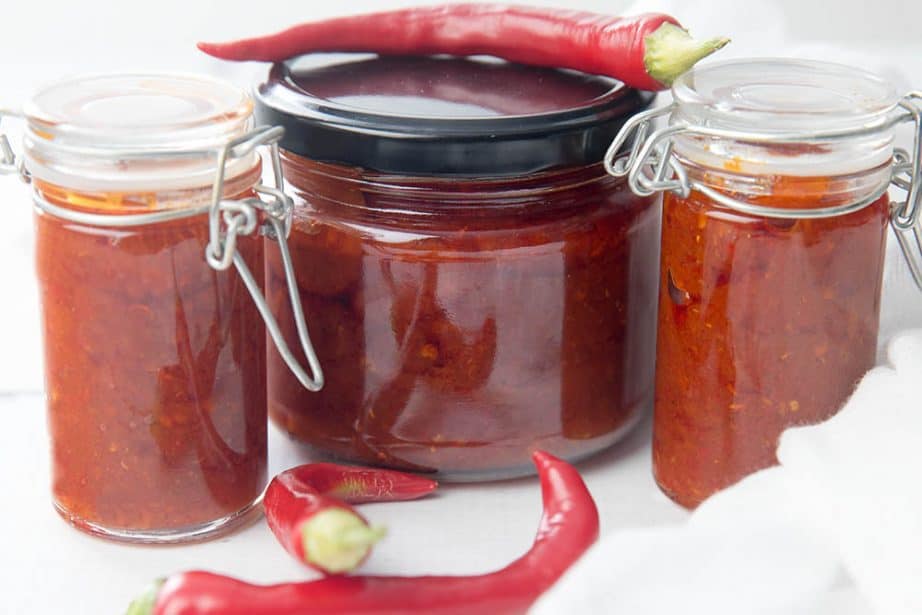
<box><xmin>610</xmin><ymin>59</ymin><xmax>922</xmax><ymax>508</ymax></box>
<box><xmin>3</xmin><ymin>74</ymin><xmax>321</xmax><ymax>542</ymax></box>
<box><xmin>256</xmin><ymin>55</ymin><xmax>659</xmax><ymax>480</ymax></box>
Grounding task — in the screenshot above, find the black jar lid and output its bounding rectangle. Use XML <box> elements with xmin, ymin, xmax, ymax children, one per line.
<box><xmin>255</xmin><ymin>54</ymin><xmax>654</xmax><ymax>177</ymax></box>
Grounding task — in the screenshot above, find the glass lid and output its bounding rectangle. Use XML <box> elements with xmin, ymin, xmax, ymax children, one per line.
<box><xmin>23</xmin><ymin>73</ymin><xmax>256</xmax><ymax>191</ymax></box>
<box><xmin>670</xmin><ymin>58</ymin><xmax>900</xmax><ymax>176</ymax></box>
<box><xmin>672</xmin><ymin>58</ymin><xmax>900</xmax><ymax>134</ymax></box>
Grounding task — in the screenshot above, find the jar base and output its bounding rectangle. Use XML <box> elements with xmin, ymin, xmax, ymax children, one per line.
<box><xmin>652</xmin><ymin>478</ymin><xmax>702</xmax><ymax>510</ymax></box>
<box><xmin>52</xmin><ymin>498</ymin><xmax>262</xmax><ymax>544</ymax></box>
<box><xmin>288</xmin><ymin>404</ymin><xmax>647</xmax><ymax>483</ymax></box>
<box><xmin>434</xmin><ymin>408</ymin><xmax>647</xmax><ymax>482</ymax></box>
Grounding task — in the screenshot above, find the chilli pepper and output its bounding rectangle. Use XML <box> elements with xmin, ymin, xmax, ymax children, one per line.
<box><xmin>197</xmin><ymin>4</ymin><xmax>729</xmax><ymax>91</ymax></box>
<box><xmin>126</xmin><ymin>450</ymin><xmax>599</xmax><ymax>615</ymax></box>
<box><xmin>265</xmin><ymin>463</ymin><xmax>438</xmax><ymax>575</ymax></box>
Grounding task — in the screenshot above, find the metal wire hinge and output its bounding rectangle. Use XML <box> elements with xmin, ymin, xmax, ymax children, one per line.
<box><xmin>607</xmin><ymin>103</ymin><xmax>896</xmax><ymax>219</ymax></box>
<box><xmin>206</xmin><ymin>126</ymin><xmax>324</xmax><ymax>392</ymax></box>
<box><xmin>607</xmin><ymin>93</ymin><xmax>922</xmax><ymax>291</ymax></box>
<box><xmin>889</xmin><ymin>92</ymin><xmax>922</xmax><ymax>290</ymax></box>
<box><xmin>604</xmin><ymin>105</ymin><xmax>684</xmax><ymax>198</ymax></box>
<box><xmin>0</xmin><ymin>109</ymin><xmax>28</xmax><ymax>180</ymax></box>
<box><xmin>19</xmin><ymin>122</ymin><xmax>323</xmax><ymax>392</ymax></box>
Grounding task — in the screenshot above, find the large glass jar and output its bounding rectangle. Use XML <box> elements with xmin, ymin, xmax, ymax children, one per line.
<box><xmin>256</xmin><ymin>55</ymin><xmax>659</xmax><ymax>480</ymax></box>
<box><xmin>611</xmin><ymin>59</ymin><xmax>922</xmax><ymax>508</ymax></box>
<box><xmin>9</xmin><ymin>74</ymin><xmax>315</xmax><ymax>542</ymax></box>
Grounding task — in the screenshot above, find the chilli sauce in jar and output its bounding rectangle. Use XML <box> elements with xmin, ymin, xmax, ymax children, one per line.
<box><xmin>612</xmin><ymin>59</ymin><xmax>913</xmax><ymax>508</ymax></box>
<box><xmin>255</xmin><ymin>55</ymin><xmax>659</xmax><ymax>479</ymax></box>
<box><xmin>22</xmin><ymin>74</ymin><xmax>278</xmax><ymax>542</ymax></box>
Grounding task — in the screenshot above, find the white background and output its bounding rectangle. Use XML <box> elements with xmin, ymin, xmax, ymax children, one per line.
<box><xmin>2</xmin><ymin>1</ymin><xmax>922</xmax><ymax>613</ymax></box>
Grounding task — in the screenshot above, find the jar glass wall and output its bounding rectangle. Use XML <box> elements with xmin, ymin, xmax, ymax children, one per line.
<box><xmin>654</xmin><ymin>164</ymin><xmax>889</xmax><ymax>507</ymax></box>
<box><xmin>256</xmin><ymin>56</ymin><xmax>659</xmax><ymax>479</ymax></box>
<box><xmin>267</xmin><ymin>155</ymin><xmax>660</xmax><ymax>479</ymax></box>
<box><xmin>24</xmin><ymin>74</ymin><xmax>268</xmax><ymax>542</ymax></box>
<box><xmin>620</xmin><ymin>59</ymin><xmax>903</xmax><ymax>508</ymax></box>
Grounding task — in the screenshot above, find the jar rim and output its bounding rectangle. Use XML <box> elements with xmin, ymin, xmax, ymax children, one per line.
<box><xmin>671</xmin><ymin>58</ymin><xmax>900</xmax><ymax>137</ymax></box>
<box><xmin>256</xmin><ymin>54</ymin><xmax>654</xmax><ymax>177</ymax></box>
<box><xmin>24</xmin><ymin>73</ymin><xmax>252</xmax><ymax>150</ymax></box>
<box><xmin>23</xmin><ymin>72</ymin><xmax>258</xmax><ymax>192</ymax></box>
<box><xmin>666</xmin><ymin>58</ymin><xmax>902</xmax><ymax>179</ymax></box>
<box><xmin>281</xmin><ymin>151</ymin><xmax>626</xmax><ymax>214</ymax></box>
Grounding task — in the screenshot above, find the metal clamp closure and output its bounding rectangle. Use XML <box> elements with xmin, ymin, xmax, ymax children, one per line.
<box><xmin>27</xmin><ymin>126</ymin><xmax>324</xmax><ymax>392</ymax></box>
<box><xmin>204</xmin><ymin>126</ymin><xmax>324</xmax><ymax>392</ymax></box>
<box><xmin>606</xmin><ymin>103</ymin><xmax>901</xmax><ymax>219</ymax></box>
<box><xmin>0</xmin><ymin>109</ymin><xmax>26</xmax><ymax>179</ymax></box>
<box><xmin>606</xmin><ymin>93</ymin><xmax>922</xmax><ymax>291</ymax></box>
<box><xmin>888</xmin><ymin>92</ymin><xmax>922</xmax><ymax>289</ymax></box>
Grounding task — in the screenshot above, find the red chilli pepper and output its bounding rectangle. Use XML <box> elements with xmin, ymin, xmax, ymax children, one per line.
<box><xmin>197</xmin><ymin>4</ymin><xmax>728</xmax><ymax>91</ymax></box>
<box><xmin>265</xmin><ymin>464</ymin><xmax>438</xmax><ymax>575</ymax></box>
<box><xmin>127</xmin><ymin>451</ymin><xmax>599</xmax><ymax>615</ymax></box>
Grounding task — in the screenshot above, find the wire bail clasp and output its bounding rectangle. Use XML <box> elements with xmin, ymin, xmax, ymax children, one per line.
<box><xmin>0</xmin><ymin>109</ymin><xmax>27</xmax><ymax>180</ymax></box>
<box><xmin>608</xmin><ymin>94</ymin><xmax>922</xmax><ymax>291</ymax></box>
<box><xmin>604</xmin><ymin>104</ymin><xmax>686</xmax><ymax>198</ymax></box>
<box><xmin>889</xmin><ymin>93</ymin><xmax>922</xmax><ymax>290</ymax></box>
<box><xmin>606</xmin><ymin>102</ymin><xmax>898</xmax><ymax>220</ymax></box>
<box><xmin>0</xmin><ymin>110</ymin><xmax>14</xmax><ymax>174</ymax></box>
<box><xmin>206</xmin><ymin>126</ymin><xmax>324</xmax><ymax>392</ymax></box>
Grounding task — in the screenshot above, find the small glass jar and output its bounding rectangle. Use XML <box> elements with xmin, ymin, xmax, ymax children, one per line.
<box><xmin>610</xmin><ymin>59</ymin><xmax>922</xmax><ymax>508</ymax></box>
<box><xmin>256</xmin><ymin>55</ymin><xmax>659</xmax><ymax>480</ymax></box>
<box><xmin>4</xmin><ymin>74</ymin><xmax>321</xmax><ymax>542</ymax></box>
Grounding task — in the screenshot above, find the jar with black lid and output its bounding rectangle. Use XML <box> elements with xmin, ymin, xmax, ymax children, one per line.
<box><xmin>256</xmin><ymin>54</ymin><xmax>658</xmax><ymax>480</ymax></box>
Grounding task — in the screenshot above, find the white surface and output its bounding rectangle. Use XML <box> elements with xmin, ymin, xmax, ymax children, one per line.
<box><xmin>1</xmin><ymin>393</ymin><xmax>685</xmax><ymax>614</ymax></box>
<box><xmin>2</xmin><ymin>1</ymin><xmax>922</xmax><ymax>614</ymax></box>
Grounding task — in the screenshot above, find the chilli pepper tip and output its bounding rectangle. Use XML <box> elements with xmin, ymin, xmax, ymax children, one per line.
<box><xmin>195</xmin><ymin>41</ymin><xmax>223</xmax><ymax>58</ymax></box>
<box><xmin>195</xmin><ymin>41</ymin><xmax>236</xmax><ymax>60</ymax></box>
<box><xmin>531</xmin><ymin>449</ymin><xmax>562</xmax><ymax>469</ymax></box>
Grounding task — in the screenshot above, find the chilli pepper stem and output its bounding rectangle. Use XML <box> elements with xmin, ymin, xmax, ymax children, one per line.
<box><xmin>643</xmin><ymin>23</ymin><xmax>730</xmax><ymax>86</ymax></box>
<box><xmin>301</xmin><ymin>508</ymin><xmax>387</xmax><ymax>575</ymax></box>
<box><xmin>263</xmin><ymin>464</ymin><xmax>437</xmax><ymax>574</ymax></box>
<box><xmin>125</xmin><ymin>579</ymin><xmax>164</xmax><ymax>615</ymax></box>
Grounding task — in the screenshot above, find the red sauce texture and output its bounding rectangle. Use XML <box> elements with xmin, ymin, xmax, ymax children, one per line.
<box><xmin>35</xmin><ymin>176</ymin><xmax>267</xmax><ymax>533</ymax></box>
<box><xmin>653</xmin><ymin>173</ymin><xmax>889</xmax><ymax>507</ymax></box>
<box><xmin>266</xmin><ymin>154</ymin><xmax>661</xmax><ymax>478</ymax></box>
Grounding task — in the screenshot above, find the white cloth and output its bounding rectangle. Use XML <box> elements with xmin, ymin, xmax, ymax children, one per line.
<box><xmin>533</xmin><ymin>329</ymin><xmax>922</xmax><ymax>615</ymax></box>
